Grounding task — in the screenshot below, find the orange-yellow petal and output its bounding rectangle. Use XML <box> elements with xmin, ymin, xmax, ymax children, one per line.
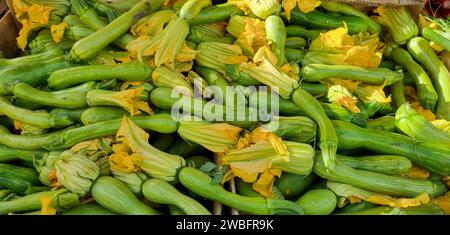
<box><xmin>366</xmin><ymin>192</ymin><xmax>430</xmax><ymax>208</ymax></box>
<box><xmin>434</xmin><ymin>192</ymin><xmax>450</xmax><ymax>214</ymax></box>
<box><xmin>40</xmin><ymin>195</ymin><xmax>57</xmax><ymax>215</ymax></box>
<box><xmin>50</xmin><ymin>21</ymin><xmax>68</xmax><ymax>43</ymax></box>
<box><xmin>298</xmin><ymin>0</ymin><xmax>321</xmax><ymax>13</ymax></box>
<box><xmin>403</xmin><ymin>165</ymin><xmax>430</xmax><ymax>179</ymax></box>
<box><xmin>252</xmin><ymin>168</ymin><xmax>281</xmax><ymax>198</ymax></box>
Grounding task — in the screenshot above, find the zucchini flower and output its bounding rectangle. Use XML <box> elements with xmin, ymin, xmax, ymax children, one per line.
<box><xmin>111</xmin><ymin>168</ymin><xmax>149</xmax><ymax>194</ymax></box>
<box><xmin>88</xmin><ymin>51</ymin><xmax>134</xmax><ymax>65</ymax></box>
<box><xmin>126</xmin><ymin>18</ymin><xmax>190</xmax><ymax>68</ymax></box>
<box><xmin>373</xmin><ymin>6</ymin><xmax>418</xmax><ymax>45</ymax></box>
<box><xmin>282</xmin><ymin>0</ymin><xmax>321</xmax><ymax>19</ymax></box>
<box><xmin>327</xmin><ymin>181</ymin><xmax>430</xmax><ymax>209</ymax></box>
<box><xmin>354</xmin><ymin>83</ymin><xmax>392</xmax><ymax>116</ymax></box>
<box><xmin>239</xmin><ymin>58</ymin><xmax>298</xmax><ymax>99</ymax></box>
<box><xmin>327</xmin><ymin>85</ymin><xmax>360</xmax><ymax>113</ymax></box>
<box><xmin>109</xmin><ymin>117</ymin><xmax>185</xmax><ymax>182</ymax></box>
<box><xmin>246</xmin><ymin>0</ymin><xmax>279</xmax><ymax>19</ymax></box>
<box><xmin>152</xmin><ymin>66</ymin><xmax>194</xmax><ymax>96</ymax></box>
<box><xmin>305</xmin><ymin>26</ymin><xmax>383</xmax><ymax>68</ymax></box>
<box><xmin>86</xmin><ymin>88</ymin><xmax>154</xmax><ymax>116</ymax></box>
<box><xmin>34</xmin><ymin>151</ymin><xmax>64</xmax><ymax>187</ymax></box>
<box><xmin>220</xmin><ymin>128</ymin><xmax>314</xmax><ymax>198</ymax></box>
<box><xmin>433</xmin><ymin>192</ymin><xmax>450</xmax><ymax>215</ymax></box>
<box><xmin>14</xmin><ymin>120</ymin><xmax>48</xmax><ymax>135</ymax></box>
<box><xmin>195</xmin><ymin>42</ymin><xmax>248</xmax><ymax>74</ymax></box>
<box><xmin>226</xmin><ymin>15</ymin><xmax>267</xmax><ymax>56</ymax></box>
<box><xmin>264</xmin><ymin>116</ymin><xmax>317</xmax><ymax>143</ymax></box>
<box><xmin>13</xmin><ymin>0</ymin><xmax>70</xmax><ymax>50</ymax></box>
<box><xmin>50</xmin><ymin>21</ymin><xmax>68</xmax><ymax>43</ymax></box>
<box><xmin>70</xmin><ymin>137</ymin><xmax>114</xmax><ymax>176</ymax></box>
<box><xmin>131</xmin><ymin>9</ymin><xmax>176</xmax><ymax>37</ymax></box>
<box><xmin>177</xmin><ymin>116</ymin><xmax>244</xmax><ymax>153</ymax></box>
<box><xmin>54</xmin><ymin>151</ymin><xmax>100</xmax><ymax>195</ymax></box>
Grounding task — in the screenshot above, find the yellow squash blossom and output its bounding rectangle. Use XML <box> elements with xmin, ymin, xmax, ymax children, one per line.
<box><xmin>434</xmin><ymin>192</ymin><xmax>450</xmax><ymax>214</ymax></box>
<box><xmin>245</xmin><ymin>0</ymin><xmax>279</xmax><ymax>19</ymax></box>
<box><xmin>40</xmin><ymin>196</ymin><xmax>57</xmax><ymax>215</ymax></box>
<box><xmin>126</xmin><ymin>18</ymin><xmax>190</xmax><ymax>68</ymax></box>
<box><xmin>228</xmin><ymin>0</ymin><xmax>252</xmax><ymax>15</ymax></box>
<box><xmin>327</xmin><ymin>85</ymin><xmax>360</xmax><ymax>113</ymax></box>
<box><xmin>354</xmin><ymin>83</ymin><xmax>392</xmax><ymax>106</ymax></box>
<box><xmin>402</xmin><ymin>165</ymin><xmax>430</xmax><ymax>179</ymax></box>
<box><xmin>235</xmin><ymin>17</ymin><xmax>268</xmax><ymax>56</ymax></box>
<box><xmin>252</xmin><ymin>168</ymin><xmax>282</xmax><ymax>198</ymax></box>
<box><xmin>131</xmin><ymin>10</ymin><xmax>176</xmax><ymax>37</ymax></box>
<box><xmin>110</xmin><ymin>117</ymin><xmax>185</xmax><ymax>181</ymax></box>
<box><xmin>239</xmin><ymin>58</ymin><xmax>299</xmax><ymax>99</ymax></box>
<box><xmin>177</xmin><ymin>117</ymin><xmax>244</xmax><ymax>153</ymax></box>
<box><xmin>50</xmin><ymin>21</ymin><xmax>68</xmax><ymax>43</ymax></box>
<box><xmin>306</xmin><ymin>26</ymin><xmax>383</xmax><ymax>68</ymax></box>
<box><xmin>13</xmin><ymin>1</ymin><xmax>54</xmax><ymax>50</ymax></box>
<box><xmin>283</xmin><ymin>0</ymin><xmax>321</xmax><ymax>20</ymax></box>
<box><xmin>195</xmin><ymin>41</ymin><xmax>248</xmax><ymax>74</ymax></box>
<box><xmin>112</xmin><ymin>88</ymin><xmax>154</xmax><ymax>116</ymax></box>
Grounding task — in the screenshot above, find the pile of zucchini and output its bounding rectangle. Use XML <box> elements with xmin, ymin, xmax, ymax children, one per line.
<box><xmin>0</xmin><ymin>0</ymin><xmax>449</xmax><ymax>215</ymax></box>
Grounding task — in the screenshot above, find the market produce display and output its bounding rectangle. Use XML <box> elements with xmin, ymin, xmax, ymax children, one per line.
<box><xmin>0</xmin><ymin>0</ymin><xmax>449</xmax><ymax>215</ymax></box>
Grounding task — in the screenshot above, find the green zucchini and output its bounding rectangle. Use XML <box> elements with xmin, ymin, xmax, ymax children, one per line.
<box><xmin>51</xmin><ymin>114</ymin><xmax>178</xmax><ymax>150</ymax></box>
<box><xmin>285</xmin><ymin>48</ymin><xmax>305</xmax><ymax>63</ymax></box>
<box><xmin>80</xmin><ymin>107</ymin><xmax>129</xmax><ymax>125</ymax></box>
<box><xmin>91</xmin><ymin>176</ymin><xmax>159</xmax><ymax>215</ymax></box>
<box><xmin>0</xmin><ymin>189</ymin><xmax>79</xmax><ymax>215</ymax></box>
<box><xmin>0</xmin><ymin>56</ymin><xmax>74</xmax><ymax>95</ymax></box>
<box><xmin>407</xmin><ymin>37</ymin><xmax>450</xmax><ymax>120</ymax></box>
<box><xmin>295</xmin><ymin>189</ymin><xmax>337</xmax><ymax>215</ymax></box>
<box><xmin>187</xmin><ymin>3</ymin><xmax>243</xmax><ymax>26</ymax></box>
<box><xmin>69</xmin><ymin>0</ymin><xmax>161</xmax><ymax>61</ymax></box>
<box><xmin>48</xmin><ymin>62</ymin><xmax>153</xmax><ymax>90</ymax></box>
<box><xmin>334</xmin><ymin>201</ymin><xmax>376</xmax><ymax>214</ymax></box>
<box><xmin>301</xmin><ymin>64</ymin><xmax>403</xmax><ymax>85</ymax></box>
<box><xmin>333</xmin><ymin>120</ymin><xmax>450</xmax><ymax>175</ymax></box>
<box><xmin>285</xmin><ymin>37</ymin><xmax>307</xmax><ymax>49</ymax></box>
<box><xmin>314</xmin><ymin>152</ymin><xmax>447</xmax><ymax>197</ymax></box>
<box><xmin>274</xmin><ymin>172</ymin><xmax>316</xmax><ymax>199</ymax></box>
<box><xmin>0</xmin><ymin>145</ymin><xmax>47</xmax><ymax>164</ymax></box>
<box><xmin>0</xmin><ymin>164</ymin><xmax>45</xmax><ymax>194</ymax></box>
<box><xmin>13</xmin><ymin>82</ymin><xmax>95</xmax><ymax>109</ymax></box>
<box><xmin>286</xmin><ymin>25</ymin><xmax>323</xmax><ymax>40</ymax></box>
<box><xmin>0</xmin><ymin>125</ymin><xmax>68</xmax><ymax>150</ymax></box>
<box><xmin>142</xmin><ymin>178</ymin><xmax>211</xmax><ymax>215</ymax></box>
<box><xmin>179</xmin><ymin>0</ymin><xmax>212</xmax><ymax>20</ymax></box>
<box><xmin>151</xmin><ymin>133</ymin><xmax>175</xmax><ymax>152</ymax></box>
<box><xmin>62</xmin><ymin>202</ymin><xmax>116</xmax><ymax>215</ymax></box>
<box><xmin>178</xmin><ymin>167</ymin><xmax>304</xmax><ymax>215</ymax></box>
<box><xmin>422</xmin><ymin>27</ymin><xmax>450</xmax><ymax>52</ymax></box>
<box><xmin>265</xmin><ymin>15</ymin><xmax>287</xmax><ymax>66</ymax></box>
<box><xmin>320</xmin><ymin>1</ymin><xmax>381</xmax><ymax>33</ymax></box>
<box><xmin>391</xmin><ymin>47</ymin><xmax>438</xmax><ymax>111</ymax></box>
<box><xmin>366</xmin><ymin>116</ymin><xmax>396</xmax><ymax>132</ymax></box>
<box><xmin>290</xmin><ymin>8</ymin><xmax>369</xmax><ymax>34</ymax></box>
<box><xmin>338</xmin><ymin>155</ymin><xmax>412</xmax><ymax>175</ymax></box>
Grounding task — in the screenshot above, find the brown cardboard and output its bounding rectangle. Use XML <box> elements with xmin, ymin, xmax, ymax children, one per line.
<box><xmin>0</xmin><ymin>10</ymin><xmax>18</xmax><ymax>58</ymax></box>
